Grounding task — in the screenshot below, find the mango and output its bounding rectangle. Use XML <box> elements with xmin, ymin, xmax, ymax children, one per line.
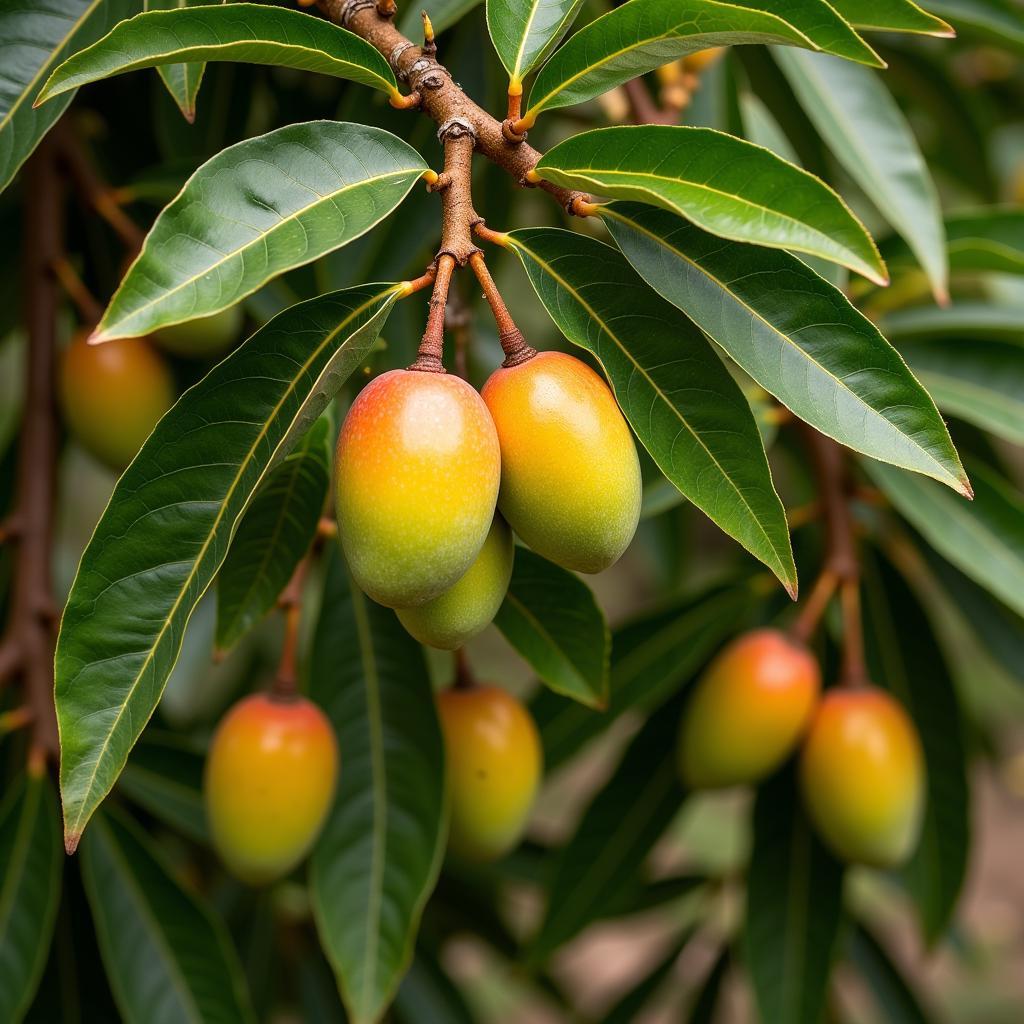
<box><xmin>335</xmin><ymin>369</ymin><xmax>500</xmax><ymax>607</ymax></box>
<box><xmin>152</xmin><ymin>304</ymin><xmax>243</xmax><ymax>360</ymax></box>
<box><xmin>481</xmin><ymin>351</ymin><xmax>641</xmax><ymax>573</ymax></box>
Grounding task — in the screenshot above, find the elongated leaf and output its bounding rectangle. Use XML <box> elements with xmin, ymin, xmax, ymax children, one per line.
<box><xmin>494</xmin><ymin>547</ymin><xmax>608</xmax><ymax>709</ymax></box>
<box><xmin>520</xmin><ymin>0</ymin><xmax>884</xmax><ymax>125</ymax></box>
<box><xmin>144</xmin><ymin>0</ymin><xmax>220</xmax><ymax>123</ymax></box>
<box><xmin>90</xmin><ymin>122</ymin><xmax>424</xmax><ymax>340</ymax></box>
<box><xmin>0</xmin><ymin>768</ymin><xmax>62</xmax><ymax>1024</ymax></box>
<box><xmin>394</xmin><ymin>948</ymin><xmax>475</xmax><ymax>1024</ymax></box>
<box><xmin>744</xmin><ymin>764</ymin><xmax>845</xmax><ymax>1024</ymax></box>
<box><xmin>927</xmin><ymin>0</ymin><xmax>1024</xmax><ymax>52</ymax></box>
<box><xmin>37</xmin><ymin>3</ymin><xmax>400</xmax><ymax>105</ymax></box>
<box><xmin>881</xmin><ymin>303</ymin><xmax>1024</xmax><ymax>342</ymax></box>
<box><xmin>868</xmin><ymin>459</ymin><xmax>1024</xmax><ymax>617</ymax></box>
<box><xmin>603</xmin><ymin>202</ymin><xmax>968</xmax><ymax>495</ymax></box>
<box><xmin>901</xmin><ymin>338</ymin><xmax>1024</xmax><ymax>446</ymax></box>
<box><xmin>828</xmin><ymin>0</ymin><xmax>954</xmax><ymax>35</ymax></box>
<box><xmin>56</xmin><ymin>284</ymin><xmax>400</xmax><ymax>851</ymax></box>
<box><xmin>536</xmin><ymin>126</ymin><xmax>885</xmax><ymax>283</ymax></box>
<box><xmin>863</xmin><ymin>551</ymin><xmax>969</xmax><ymax>942</ymax></box>
<box><xmin>774</xmin><ymin>48</ymin><xmax>947</xmax><ymax>301</ymax></box>
<box><xmin>310</xmin><ymin>549</ymin><xmax>447</xmax><ymax>1024</ymax></box>
<box><xmin>848</xmin><ymin>923</ymin><xmax>934</xmax><ymax>1024</ymax></box>
<box><xmin>487</xmin><ymin>0</ymin><xmax>584</xmax><ymax>86</ymax></box>
<box><xmin>530</xmin><ymin>698</ymin><xmax>686</xmax><ymax>962</ymax></box>
<box><xmin>401</xmin><ymin>0</ymin><xmax>482</xmax><ymax>35</ymax></box>
<box><xmin>0</xmin><ymin>0</ymin><xmax>141</xmax><ymax>195</ymax></box>
<box><xmin>533</xmin><ymin>576</ymin><xmax>761</xmax><ymax>772</ymax></box>
<box><xmin>508</xmin><ymin>228</ymin><xmax>796</xmax><ymax>595</ymax></box>
<box><xmin>81</xmin><ymin>809</ymin><xmax>253</xmax><ymax>1024</ymax></box>
<box><xmin>216</xmin><ymin>416</ymin><xmax>331</xmax><ymax>652</ymax></box>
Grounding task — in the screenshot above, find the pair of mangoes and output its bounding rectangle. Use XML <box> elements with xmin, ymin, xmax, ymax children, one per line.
<box><xmin>679</xmin><ymin>629</ymin><xmax>924</xmax><ymax>867</ymax></box>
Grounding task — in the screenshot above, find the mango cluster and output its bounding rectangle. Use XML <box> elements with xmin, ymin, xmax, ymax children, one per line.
<box><xmin>334</xmin><ymin>350</ymin><xmax>642</xmax><ymax>648</ymax></box>
<box><xmin>679</xmin><ymin>629</ymin><xmax>925</xmax><ymax>867</ymax></box>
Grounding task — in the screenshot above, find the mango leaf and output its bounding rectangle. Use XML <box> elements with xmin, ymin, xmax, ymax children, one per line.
<box><xmin>0</xmin><ymin>768</ymin><xmax>62</xmax><ymax>1024</ymax></box>
<box><xmin>520</xmin><ymin>0</ymin><xmax>884</xmax><ymax>125</ymax></box>
<box><xmin>310</xmin><ymin>549</ymin><xmax>447</xmax><ymax>1024</ymax></box>
<box><xmin>847</xmin><ymin>923</ymin><xmax>934</xmax><ymax>1024</ymax></box>
<box><xmin>487</xmin><ymin>0</ymin><xmax>584</xmax><ymax>87</ymax></box>
<box><xmin>774</xmin><ymin>48</ymin><xmax>947</xmax><ymax>301</ymax></box>
<box><xmin>36</xmin><ymin>3</ymin><xmax>400</xmax><ymax>106</ymax></box>
<box><xmin>0</xmin><ymin>0</ymin><xmax>141</xmax><ymax>195</ymax></box>
<box><xmin>401</xmin><ymin>0</ymin><xmax>481</xmax><ymax>35</ymax></box>
<box><xmin>81</xmin><ymin>809</ymin><xmax>254</xmax><ymax>1023</ymax></box>
<box><xmin>533</xmin><ymin>576</ymin><xmax>761</xmax><ymax>772</ymax></box>
<box><xmin>56</xmin><ymin>284</ymin><xmax>400</xmax><ymax>852</ymax></box>
<box><xmin>744</xmin><ymin>764</ymin><xmax>845</xmax><ymax>1024</ymax></box>
<box><xmin>494</xmin><ymin>547</ymin><xmax>609</xmax><ymax>709</ymax></box>
<box><xmin>602</xmin><ymin>203</ymin><xmax>968</xmax><ymax>495</ymax></box>
<box><xmin>881</xmin><ymin>303</ymin><xmax>1024</xmax><ymax>343</ymax></box>
<box><xmin>508</xmin><ymin>227</ymin><xmax>797</xmax><ymax>596</ymax></box>
<box><xmin>863</xmin><ymin>551</ymin><xmax>969</xmax><ymax>943</ymax></box>
<box><xmin>901</xmin><ymin>338</ymin><xmax>1024</xmax><ymax>446</ymax></box>
<box><xmin>536</xmin><ymin>127</ymin><xmax>886</xmax><ymax>284</ymax></box>
<box><xmin>828</xmin><ymin>0</ymin><xmax>954</xmax><ymax>35</ymax></box>
<box><xmin>216</xmin><ymin>415</ymin><xmax>331</xmax><ymax>653</ymax></box>
<box><xmin>868</xmin><ymin>459</ymin><xmax>1024</xmax><ymax>618</ymax></box>
<box><xmin>394</xmin><ymin>948</ymin><xmax>475</xmax><ymax>1024</ymax></box>
<box><xmin>530</xmin><ymin>697</ymin><xmax>686</xmax><ymax>962</ymax></box>
<box><xmin>927</xmin><ymin>0</ymin><xmax>1024</xmax><ymax>52</ymax></box>
<box><xmin>88</xmin><ymin>122</ymin><xmax>424</xmax><ymax>341</ymax></box>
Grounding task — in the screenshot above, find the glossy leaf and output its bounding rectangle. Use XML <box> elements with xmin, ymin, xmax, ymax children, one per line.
<box><xmin>828</xmin><ymin>0</ymin><xmax>954</xmax><ymax>35</ymax></box>
<box><xmin>864</xmin><ymin>551</ymin><xmax>969</xmax><ymax>943</ymax></box>
<box><xmin>530</xmin><ymin>698</ymin><xmax>686</xmax><ymax>962</ymax></box>
<box><xmin>487</xmin><ymin>0</ymin><xmax>584</xmax><ymax>86</ymax></box>
<box><xmin>0</xmin><ymin>0</ymin><xmax>141</xmax><ymax>195</ymax></box>
<box><xmin>81</xmin><ymin>809</ymin><xmax>254</xmax><ymax>1024</ymax></box>
<box><xmin>848</xmin><ymin>923</ymin><xmax>934</xmax><ymax>1024</ymax></box>
<box><xmin>744</xmin><ymin>764</ymin><xmax>845</xmax><ymax>1024</ymax></box>
<box><xmin>310</xmin><ymin>549</ymin><xmax>447</xmax><ymax>1024</ymax></box>
<box><xmin>400</xmin><ymin>0</ymin><xmax>481</xmax><ymax>35</ymax></box>
<box><xmin>37</xmin><ymin>3</ymin><xmax>400</xmax><ymax>105</ymax></box>
<box><xmin>774</xmin><ymin>48</ymin><xmax>947</xmax><ymax>301</ymax></box>
<box><xmin>56</xmin><ymin>284</ymin><xmax>399</xmax><ymax>851</ymax></box>
<box><xmin>0</xmin><ymin>769</ymin><xmax>62</xmax><ymax>1024</ymax></box>
<box><xmin>881</xmin><ymin>303</ymin><xmax>1024</xmax><ymax>342</ymax></box>
<box><xmin>927</xmin><ymin>0</ymin><xmax>1024</xmax><ymax>52</ymax></box>
<box><xmin>494</xmin><ymin>547</ymin><xmax>609</xmax><ymax>709</ymax></box>
<box><xmin>216</xmin><ymin>415</ymin><xmax>331</xmax><ymax>652</ymax></box>
<box><xmin>508</xmin><ymin>227</ymin><xmax>796</xmax><ymax>595</ymax></box>
<box><xmin>603</xmin><ymin>202</ymin><xmax>968</xmax><ymax>494</ymax></box>
<box><xmin>521</xmin><ymin>0</ymin><xmax>883</xmax><ymax>124</ymax></box>
<box><xmin>90</xmin><ymin>122</ymin><xmax>424</xmax><ymax>340</ymax></box>
<box><xmin>868</xmin><ymin>459</ymin><xmax>1024</xmax><ymax>618</ymax></box>
<box><xmin>536</xmin><ymin>127</ymin><xmax>886</xmax><ymax>283</ymax></box>
<box><xmin>901</xmin><ymin>338</ymin><xmax>1024</xmax><ymax>446</ymax></box>
<box><xmin>144</xmin><ymin>0</ymin><xmax>221</xmax><ymax>123</ymax></box>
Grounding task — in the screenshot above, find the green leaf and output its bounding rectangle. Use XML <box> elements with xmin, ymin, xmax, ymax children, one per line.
<box><xmin>310</xmin><ymin>549</ymin><xmax>447</xmax><ymax>1024</ymax></box>
<box><xmin>927</xmin><ymin>0</ymin><xmax>1024</xmax><ymax>52</ymax></box>
<box><xmin>847</xmin><ymin>923</ymin><xmax>934</xmax><ymax>1024</ymax></box>
<box><xmin>533</xmin><ymin>576</ymin><xmax>762</xmax><ymax>772</ymax></box>
<box><xmin>536</xmin><ymin>126</ymin><xmax>886</xmax><ymax>284</ymax></box>
<box><xmin>394</xmin><ymin>948</ymin><xmax>475</xmax><ymax>1024</ymax></box>
<box><xmin>828</xmin><ymin>0</ymin><xmax>954</xmax><ymax>35</ymax></box>
<box><xmin>774</xmin><ymin>48</ymin><xmax>948</xmax><ymax>301</ymax></box>
<box><xmin>508</xmin><ymin>227</ymin><xmax>797</xmax><ymax>596</ymax></box>
<box><xmin>400</xmin><ymin>0</ymin><xmax>481</xmax><ymax>36</ymax></box>
<box><xmin>36</xmin><ymin>3</ymin><xmax>400</xmax><ymax>106</ymax></box>
<box><xmin>90</xmin><ymin>122</ymin><xmax>425</xmax><ymax>340</ymax></box>
<box><xmin>494</xmin><ymin>547</ymin><xmax>609</xmax><ymax>709</ymax></box>
<box><xmin>0</xmin><ymin>769</ymin><xmax>62</xmax><ymax>1024</ymax></box>
<box><xmin>0</xmin><ymin>0</ymin><xmax>141</xmax><ymax>195</ymax></box>
<box><xmin>520</xmin><ymin>0</ymin><xmax>883</xmax><ymax>124</ymax></box>
<box><xmin>216</xmin><ymin>416</ymin><xmax>331</xmax><ymax>653</ymax></box>
<box><xmin>603</xmin><ymin>203</ymin><xmax>968</xmax><ymax>495</ymax></box>
<box><xmin>868</xmin><ymin>459</ymin><xmax>1024</xmax><ymax>618</ymax></box>
<box><xmin>530</xmin><ymin>698</ymin><xmax>686</xmax><ymax>962</ymax></box>
<box><xmin>744</xmin><ymin>764</ymin><xmax>845</xmax><ymax>1024</ymax></box>
<box><xmin>81</xmin><ymin>809</ymin><xmax>254</xmax><ymax>1024</ymax></box>
<box><xmin>487</xmin><ymin>0</ymin><xmax>584</xmax><ymax>86</ymax></box>
<box><xmin>144</xmin><ymin>0</ymin><xmax>222</xmax><ymax>123</ymax></box>
<box><xmin>881</xmin><ymin>303</ymin><xmax>1024</xmax><ymax>343</ymax></box>
<box><xmin>56</xmin><ymin>284</ymin><xmax>399</xmax><ymax>851</ymax></box>
<box><xmin>901</xmin><ymin>338</ymin><xmax>1024</xmax><ymax>446</ymax></box>
<box><xmin>118</xmin><ymin>731</ymin><xmax>208</xmax><ymax>843</ymax></box>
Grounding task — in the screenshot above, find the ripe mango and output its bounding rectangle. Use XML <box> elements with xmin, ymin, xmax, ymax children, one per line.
<box><xmin>152</xmin><ymin>304</ymin><xmax>243</xmax><ymax>359</ymax></box>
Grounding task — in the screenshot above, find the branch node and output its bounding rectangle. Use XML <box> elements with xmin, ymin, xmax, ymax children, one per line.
<box><xmin>567</xmin><ymin>193</ymin><xmax>599</xmax><ymax>217</ymax></box>
<box><xmin>437</xmin><ymin>116</ymin><xmax>476</xmax><ymax>144</ymax></box>
<box><xmin>340</xmin><ymin>0</ymin><xmax>377</xmax><ymax>27</ymax></box>
<box><xmin>502</xmin><ymin>118</ymin><xmax>528</xmax><ymax>145</ymax></box>
<box><xmin>389</xmin><ymin>40</ymin><xmax>416</xmax><ymax>73</ymax></box>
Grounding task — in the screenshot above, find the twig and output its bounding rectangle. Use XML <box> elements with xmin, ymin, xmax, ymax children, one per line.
<box><xmin>468</xmin><ymin>252</ymin><xmax>535</xmax><ymax>367</ymax></box>
<box><xmin>409</xmin><ymin>254</ymin><xmax>456</xmax><ymax>372</ymax></box>
<box><xmin>453</xmin><ymin>648</ymin><xmax>475</xmax><ymax>690</ymax></box>
<box><xmin>273</xmin><ymin>558</ymin><xmax>311</xmax><ymax>699</ymax></box>
<box><xmin>52</xmin><ymin>257</ymin><xmax>103</xmax><ymax>324</ymax></box>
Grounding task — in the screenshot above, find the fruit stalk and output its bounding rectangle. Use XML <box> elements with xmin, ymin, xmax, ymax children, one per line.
<box><xmin>273</xmin><ymin>557</ymin><xmax>311</xmax><ymax>699</ymax></box>
<box><xmin>469</xmin><ymin>251</ymin><xmax>536</xmax><ymax>367</ymax></box>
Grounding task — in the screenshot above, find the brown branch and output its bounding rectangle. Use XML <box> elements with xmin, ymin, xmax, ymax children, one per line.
<box><xmin>273</xmin><ymin>557</ymin><xmax>311</xmax><ymax>699</ymax></box>
<box><xmin>409</xmin><ymin>254</ymin><xmax>456</xmax><ymax>372</ymax></box>
<box><xmin>469</xmin><ymin>252</ymin><xmax>536</xmax><ymax>367</ymax></box>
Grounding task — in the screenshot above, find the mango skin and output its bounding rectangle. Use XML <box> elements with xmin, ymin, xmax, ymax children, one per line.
<box><xmin>437</xmin><ymin>685</ymin><xmax>542</xmax><ymax>862</ymax></box>
<box><xmin>800</xmin><ymin>687</ymin><xmax>924</xmax><ymax>867</ymax></box>
<box><xmin>204</xmin><ymin>693</ymin><xmax>339</xmax><ymax>885</ymax></box>
<box><xmin>59</xmin><ymin>329</ymin><xmax>174</xmax><ymax>470</ymax></box>
<box><xmin>482</xmin><ymin>351</ymin><xmax>641</xmax><ymax>574</ymax></box>
<box><xmin>397</xmin><ymin>516</ymin><xmax>514</xmax><ymax>649</ymax></box>
<box><xmin>152</xmin><ymin>304</ymin><xmax>243</xmax><ymax>359</ymax></box>
<box><xmin>336</xmin><ymin>369</ymin><xmax>500</xmax><ymax>608</ymax></box>
<box><xmin>679</xmin><ymin>629</ymin><xmax>820</xmax><ymax>789</ymax></box>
